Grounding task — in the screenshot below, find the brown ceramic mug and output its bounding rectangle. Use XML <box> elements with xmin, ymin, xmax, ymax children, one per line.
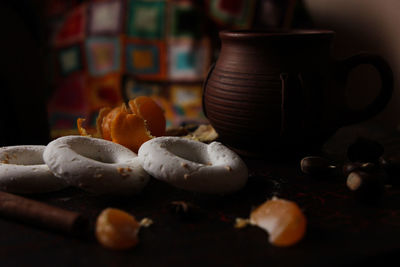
<box><xmin>203</xmin><ymin>30</ymin><xmax>393</xmax><ymax>157</ymax></box>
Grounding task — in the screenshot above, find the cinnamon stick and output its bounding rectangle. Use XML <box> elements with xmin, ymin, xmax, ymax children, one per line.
<box><xmin>0</xmin><ymin>191</ymin><xmax>88</xmax><ymax>236</ymax></box>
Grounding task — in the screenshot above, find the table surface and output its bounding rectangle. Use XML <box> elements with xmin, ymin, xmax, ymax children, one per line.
<box><xmin>1</xmin><ymin>122</ymin><xmax>400</xmax><ymax>267</ymax></box>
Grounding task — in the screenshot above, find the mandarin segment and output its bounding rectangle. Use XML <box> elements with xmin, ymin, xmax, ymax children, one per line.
<box><xmin>93</xmin><ymin>96</ymin><xmax>164</xmax><ymax>152</ymax></box>
<box><xmin>96</xmin><ymin>107</ymin><xmax>112</xmax><ymax>138</ymax></box>
<box><xmin>101</xmin><ymin>105</ymin><xmax>124</xmax><ymax>141</ymax></box>
<box><xmin>95</xmin><ymin>208</ymin><xmax>140</xmax><ymax>250</ymax></box>
<box><xmin>110</xmin><ymin>110</ymin><xmax>152</xmax><ymax>153</ymax></box>
<box><xmin>128</xmin><ymin>96</ymin><xmax>166</xmax><ymax>137</ymax></box>
<box><xmin>250</xmin><ymin>197</ymin><xmax>306</xmax><ymax>247</ymax></box>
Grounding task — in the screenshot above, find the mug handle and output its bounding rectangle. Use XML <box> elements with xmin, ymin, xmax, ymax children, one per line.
<box><xmin>202</xmin><ymin>62</ymin><xmax>216</xmax><ymax>118</ymax></box>
<box><xmin>336</xmin><ymin>53</ymin><xmax>393</xmax><ymax>126</ymax></box>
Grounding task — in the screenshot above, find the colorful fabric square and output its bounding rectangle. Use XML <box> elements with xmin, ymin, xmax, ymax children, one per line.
<box><xmin>209</xmin><ymin>0</ymin><xmax>256</xmax><ymax>29</ymax></box>
<box><xmin>86</xmin><ymin>74</ymin><xmax>123</xmax><ymax>110</ymax></box>
<box><xmin>53</xmin><ymin>5</ymin><xmax>86</xmax><ymax>46</ymax></box>
<box><xmin>88</xmin><ymin>0</ymin><xmax>123</xmax><ymax>35</ymax></box>
<box><xmin>86</xmin><ymin>37</ymin><xmax>121</xmax><ymax>76</ymax></box>
<box><xmin>170</xmin><ymin>3</ymin><xmax>201</xmax><ymax>39</ymax></box>
<box><xmin>123</xmin><ymin>78</ymin><xmax>162</xmax><ymax>100</ymax></box>
<box><xmin>168</xmin><ymin>41</ymin><xmax>208</xmax><ymax>80</ymax></box>
<box><xmin>171</xmin><ymin>85</ymin><xmax>202</xmax><ymax>107</ymax></box>
<box><xmin>170</xmin><ymin>85</ymin><xmax>207</xmax><ymax>125</ymax></box>
<box><xmin>125</xmin><ymin>40</ymin><xmax>166</xmax><ymax>79</ymax></box>
<box><xmin>58</xmin><ymin>45</ymin><xmax>82</xmax><ymax>76</ymax></box>
<box><xmin>127</xmin><ymin>0</ymin><xmax>165</xmax><ymax>39</ymax></box>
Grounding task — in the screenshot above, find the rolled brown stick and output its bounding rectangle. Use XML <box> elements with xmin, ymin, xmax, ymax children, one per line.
<box><xmin>0</xmin><ymin>191</ymin><xmax>88</xmax><ymax>236</ymax></box>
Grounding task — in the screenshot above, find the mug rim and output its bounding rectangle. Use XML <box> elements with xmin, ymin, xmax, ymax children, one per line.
<box><xmin>220</xmin><ymin>29</ymin><xmax>335</xmax><ymax>39</ymax></box>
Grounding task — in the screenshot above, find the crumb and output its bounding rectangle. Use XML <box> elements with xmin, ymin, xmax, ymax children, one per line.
<box><xmin>234</xmin><ymin>218</ymin><xmax>250</xmax><ymax>229</ymax></box>
<box><xmin>139</xmin><ymin>218</ymin><xmax>153</xmax><ymax>227</ymax></box>
<box><xmin>181</xmin><ymin>162</ymin><xmax>189</xmax><ymax>168</ymax></box>
<box><xmin>184</xmin><ymin>124</ymin><xmax>218</xmax><ymax>143</ymax></box>
<box><xmin>117</xmin><ymin>167</ymin><xmax>130</xmax><ymax>177</ymax></box>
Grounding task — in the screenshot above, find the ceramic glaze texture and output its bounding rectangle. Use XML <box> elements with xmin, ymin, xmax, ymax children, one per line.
<box><xmin>203</xmin><ymin>30</ymin><xmax>393</xmax><ymax>157</ymax></box>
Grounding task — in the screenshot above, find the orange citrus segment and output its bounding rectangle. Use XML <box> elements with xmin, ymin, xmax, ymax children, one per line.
<box><xmin>110</xmin><ymin>110</ymin><xmax>152</xmax><ymax>153</ymax></box>
<box><xmin>102</xmin><ymin>105</ymin><xmax>124</xmax><ymax>141</ymax></box>
<box><xmin>128</xmin><ymin>96</ymin><xmax>166</xmax><ymax>137</ymax></box>
<box><xmin>250</xmin><ymin>197</ymin><xmax>306</xmax><ymax>247</ymax></box>
<box><xmin>95</xmin><ymin>208</ymin><xmax>140</xmax><ymax>250</ymax></box>
<box><xmin>96</xmin><ymin>107</ymin><xmax>112</xmax><ymax>138</ymax></box>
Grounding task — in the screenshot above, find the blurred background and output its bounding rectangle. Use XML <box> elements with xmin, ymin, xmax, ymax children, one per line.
<box><xmin>0</xmin><ymin>0</ymin><xmax>398</xmax><ymax>146</ymax></box>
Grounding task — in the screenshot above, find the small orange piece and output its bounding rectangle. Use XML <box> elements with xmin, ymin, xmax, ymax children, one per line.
<box><xmin>77</xmin><ymin>118</ymin><xmax>100</xmax><ymax>137</ymax></box>
<box><xmin>95</xmin><ymin>208</ymin><xmax>140</xmax><ymax>250</ymax></box>
<box><xmin>128</xmin><ymin>96</ymin><xmax>166</xmax><ymax>137</ymax></box>
<box><xmin>250</xmin><ymin>197</ymin><xmax>306</xmax><ymax>247</ymax></box>
<box><xmin>110</xmin><ymin>110</ymin><xmax>152</xmax><ymax>153</ymax></box>
<box><xmin>77</xmin><ymin>118</ymin><xmax>90</xmax><ymax>136</ymax></box>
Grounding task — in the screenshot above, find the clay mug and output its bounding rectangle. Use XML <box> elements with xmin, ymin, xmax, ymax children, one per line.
<box><xmin>203</xmin><ymin>30</ymin><xmax>393</xmax><ymax>157</ymax></box>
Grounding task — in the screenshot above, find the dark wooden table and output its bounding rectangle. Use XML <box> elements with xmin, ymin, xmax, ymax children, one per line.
<box><xmin>1</xmin><ymin>122</ymin><xmax>400</xmax><ymax>267</ymax></box>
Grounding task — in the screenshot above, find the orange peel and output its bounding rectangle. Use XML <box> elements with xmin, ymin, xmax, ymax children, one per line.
<box><xmin>77</xmin><ymin>118</ymin><xmax>90</xmax><ymax>137</ymax></box>
<box><xmin>128</xmin><ymin>96</ymin><xmax>166</xmax><ymax>137</ymax></box>
<box><xmin>77</xmin><ymin>96</ymin><xmax>166</xmax><ymax>152</ymax></box>
<box><xmin>110</xmin><ymin>109</ymin><xmax>153</xmax><ymax>153</ymax></box>
<box><xmin>101</xmin><ymin>105</ymin><xmax>124</xmax><ymax>141</ymax></box>
<box><xmin>77</xmin><ymin>118</ymin><xmax>100</xmax><ymax>137</ymax></box>
<box><xmin>96</xmin><ymin>107</ymin><xmax>112</xmax><ymax>138</ymax></box>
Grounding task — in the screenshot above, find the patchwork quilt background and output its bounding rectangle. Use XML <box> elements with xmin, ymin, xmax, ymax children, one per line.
<box><xmin>45</xmin><ymin>0</ymin><xmax>305</xmax><ymax>136</ymax></box>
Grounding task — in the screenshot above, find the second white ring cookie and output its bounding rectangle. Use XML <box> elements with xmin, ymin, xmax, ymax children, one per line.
<box><xmin>138</xmin><ymin>137</ymin><xmax>248</xmax><ymax>194</ymax></box>
<box><xmin>43</xmin><ymin>136</ymin><xmax>150</xmax><ymax>195</ymax></box>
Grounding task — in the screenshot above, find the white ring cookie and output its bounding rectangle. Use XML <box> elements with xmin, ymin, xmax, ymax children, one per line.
<box><xmin>138</xmin><ymin>137</ymin><xmax>248</xmax><ymax>194</ymax></box>
<box><xmin>0</xmin><ymin>145</ymin><xmax>67</xmax><ymax>194</ymax></box>
<box><xmin>43</xmin><ymin>136</ymin><xmax>150</xmax><ymax>195</ymax></box>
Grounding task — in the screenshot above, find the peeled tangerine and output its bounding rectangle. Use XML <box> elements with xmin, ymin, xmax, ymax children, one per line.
<box><xmin>128</xmin><ymin>96</ymin><xmax>166</xmax><ymax>137</ymax></box>
<box><xmin>110</xmin><ymin>109</ymin><xmax>152</xmax><ymax>153</ymax></box>
<box><xmin>95</xmin><ymin>208</ymin><xmax>140</xmax><ymax>250</ymax></box>
<box><xmin>77</xmin><ymin>96</ymin><xmax>166</xmax><ymax>153</ymax></box>
<box><xmin>250</xmin><ymin>197</ymin><xmax>306</xmax><ymax>247</ymax></box>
